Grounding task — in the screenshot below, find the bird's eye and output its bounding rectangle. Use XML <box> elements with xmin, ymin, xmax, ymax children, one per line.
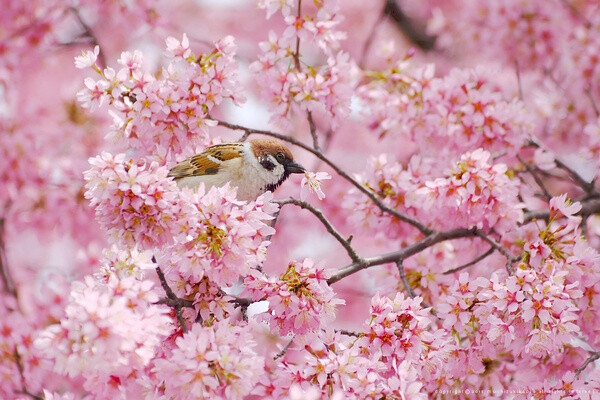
<box><xmin>275</xmin><ymin>152</ymin><xmax>285</xmax><ymax>162</ymax></box>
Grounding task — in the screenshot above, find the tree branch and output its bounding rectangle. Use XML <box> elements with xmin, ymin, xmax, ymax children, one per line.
<box><xmin>575</xmin><ymin>350</ymin><xmax>600</xmax><ymax>376</ymax></box>
<box><xmin>14</xmin><ymin>348</ymin><xmax>42</xmax><ymax>400</ymax></box>
<box><xmin>397</xmin><ymin>260</ymin><xmax>417</xmax><ymax>298</ymax></box>
<box><xmin>473</xmin><ymin>230</ymin><xmax>515</xmax><ymax>274</ymax></box>
<box><xmin>527</xmin><ymin>137</ymin><xmax>597</xmax><ymax>194</ymax></box>
<box><xmin>307</xmin><ymin>111</ymin><xmax>320</xmax><ymax>152</ymax></box>
<box><xmin>443</xmin><ymin>247</ymin><xmax>495</xmax><ymax>275</ymax></box>
<box><xmin>276</xmin><ymin>197</ymin><xmax>363</xmax><ymax>264</ymax></box>
<box><xmin>154</xmin><ymin>263</ymin><xmax>188</xmax><ymax>333</ymax></box>
<box><xmin>328</xmin><ymin>227</ymin><xmax>478</xmax><ymax>284</ymax></box>
<box><xmin>522</xmin><ymin>198</ymin><xmax>600</xmax><ymax>225</ymax></box>
<box><xmin>68</xmin><ymin>7</ymin><xmax>107</xmax><ymax>69</ymax></box>
<box><xmin>273</xmin><ymin>337</ymin><xmax>294</xmax><ymax>360</ymax></box>
<box><xmin>0</xmin><ymin>217</ymin><xmax>17</xmax><ymax>298</ymax></box>
<box><xmin>517</xmin><ymin>154</ymin><xmax>552</xmax><ymax>201</ymax></box>
<box><xmin>216</xmin><ymin>119</ymin><xmax>433</xmax><ymax>235</ymax></box>
<box><xmin>383</xmin><ymin>0</ymin><xmax>436</xmax><ymax>51</ymax></box>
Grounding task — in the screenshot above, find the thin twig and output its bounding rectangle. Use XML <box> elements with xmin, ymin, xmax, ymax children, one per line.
<box><xmin>0</xmin><ymin>217</ymin><xmax>17</xmax><ymax>298</ymax></box>
<box><xmin>585</xmin><ymin>86</ymin><xmax>600</xmax><ymax>118</ymax></box>
<box><xmin>397</xmin><ymin>260</ymin><xmax>417</xmax><ymax>298</ymax></box>
<box><xmin>14</xmin><ymin>348</ymin><xmax>43</xmax><ymax>400</ymax></box>
<box><xmin>216</xmin><ymin>119</ymin><xmax>433</xmax><ymax>235</ymax></box>
<box><xmin>559</xmin><ymin>0</ymin><xmax>591</xmax><ymax>27</ymax></box>
<box><xmin>575</xmin><ymin>350</ymin><xmax>600</xmax><ymax>376</ymax></box>
<box><xmin>443</xmin><ymin>247</ymin><xmax>495</xmax><ymax>275</ymax></box>
<box><xmin>307</xmin><ymin>111</ymin><xmax>320</xmax><ymax>152</ymax></box>
<box><xmin>397</xmin><ymin>261</ymin><xmax>432</xmax><ymax>310</ymax></box>
<box><xmin>154</xmin><ymin>263</ymin><xmax>188</xmax><ymax>333</ymax></box>
<box><xmin>337</xmin><ymin>329</ymin><xmax>363</xmax><ymax>337</ymax></box>
<box><xmin>517</xmin><ymin>155</ymin><xmax>552</xmax><ymax>201</ymax></box>
<box><xmin>514</xmin><ymin>60</ymin><xmax>524</xmax><ymax>101</ymax></box>
<box><xmin>69</xmin><ymin>7</ymin><xmax>107</xmax><ymax>69</ymax></box>
<box><xmin>528</xmin><ymin>137</ymin><xmax>596</xmax><ymax>193</ymax></box>
<box><xmin>473</xmin><ymin>230</ymin><xmax>515</xmax><ymax>274</ymax></box>
<box><xmin>359</xmin><ymin>4</ymin><xmax>387</xmax><ymax>68</ymax></box>
<box><xmin>274</xmin><ymin>338</ymin><xmax>294</xmax><ymax>360</ymax></box>
<box><xmin>522</xmin><ymin>197</ymin><xmax>600</xmax><ymax>225</ymax></box>
<box><xmin>276</xmin><ymin>197</ymin><xmax>363</xmax><ymax>263</ymax></box>
<box><xmin>293</xmin><ymin>0</ymin><xmax>302</xmax><ymax>70</ymax></box>
<box><xmin>383</xmin><ymin>0</ymin><xmax>436</xmax><ymax>51</ymax></box>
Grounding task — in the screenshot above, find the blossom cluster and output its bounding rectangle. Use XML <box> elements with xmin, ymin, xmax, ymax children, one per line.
<box><xmin>154</xmin><ymin>321</ymin><xmax>264</xmax><ymax>400</ymax></box>
<box><xmin>83</xmin><ymin>152</ymin><xmax>180</xmax><ymax>248</ymax></box>
<box><xmin>76</xmin><ymin>34</ymin><xmax>244</xmax><ymax>159</ymax></box>
<box><xmin>166</xmin><ymin>185</ymin><xmax>277</xmax><ymax>287</ymax></box>
<box><xmin>357</xmin><ymin>63</ymin><xmax>532</xmax><ymax>158</ymax></box>
<box><xmin>244</xmin><ymin>259</ymin><xmax>344</xmax><ymax>335</ymax></box>
<box><xmin>345</xmin><ymin>149</ymin><xmax>522</xmax><ymax>237</ymax></box>
<box><xmin>34</xmin><ymin>271</ymin><xmax>172</xmax><ymax>391</ymax></box>
<box><xmin>429</xmin><ymin>0</ymin><xmax>568</xmax><ymax>71</ymax></box>
<box><xmin>263</xmin><ymin>295</ymin><xmax>439</xmax><ymax>399</ymax></box>
<box><xmin>415</xmin><ymin>148</ymin><xmax>523</xmax><ymax>232</ymax></box>
<box><xmin>251</xmin><ymin>0</ymin><xmax>353</xmax><ymax>128</ymax></box>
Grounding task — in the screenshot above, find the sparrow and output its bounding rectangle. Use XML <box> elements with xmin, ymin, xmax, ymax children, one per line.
<box><xmin>168</xmin><ymin>138</ymin><xmax>306</xmax><ymax>201</ymax></box>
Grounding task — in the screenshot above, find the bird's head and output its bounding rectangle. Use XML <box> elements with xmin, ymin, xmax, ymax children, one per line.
<box><xmin>249</xmin><ymin>138</ymin><xmax>305</xmax><ymax>192</ymax></box>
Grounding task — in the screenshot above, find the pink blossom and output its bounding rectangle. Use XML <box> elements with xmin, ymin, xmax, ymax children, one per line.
<box><xmin>74</xmin><ymin>45</ymin><xmax>99</xmax><ymax>69</ymax></box>
<box><xmin>34</xmin><ymin>272</ymin><xmax>171</xmax><ymax>386</ymax></box>
<box><xmin>550</xmin><ymin>194</ymin><xmax>582</xmax><ymax>219</ymax></box>
<box><xmin>300</xmin><ymin>171</ymin><xmax>331</xmax><ymax>201</ymax></box>
<box><xmin>154</xmin><ymin>321</ymin><xmax>263</xmax><ymax>400</ymax></box>
<box><xmin>245</xmin><ymin>259</ymin><xmax>344</xmax><ymax>335</ymax></box>
<box><xmin>167</xmin><ymin>186</ymin><xmax>276</xmax><ymax>287</ymax></box>
<box><xmin>84</xmin><ymin>152</ymin><xmax>181</xmax><ymax>249</ymax></box>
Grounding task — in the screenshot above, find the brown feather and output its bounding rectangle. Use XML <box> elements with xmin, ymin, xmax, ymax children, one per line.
<box><xmin>168</xmin><ymin>143</ymin><xmax>244</xmax><ymax>179</ymax></box>
<box><xmin>249</xmin><ymin>138</ymin><xmax>294</xmax><ymax>160</ymax></box>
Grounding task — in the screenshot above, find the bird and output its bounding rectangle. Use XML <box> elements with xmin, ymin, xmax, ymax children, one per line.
<box><xmin>168</xmin><ymin>138</ymin><xmax>305</xmax><ymax>201</ymax></box>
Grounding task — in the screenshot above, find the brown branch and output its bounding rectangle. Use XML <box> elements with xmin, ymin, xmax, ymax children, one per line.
<box><xmin>360</xmin><ymin>5</ymin><xmax>387</xmax><ymax>68</ymax></box>
<box><xmin>473</xmin><ymin>230</ymin><xmax>515</xmax><ymax>274</ymax></box>
<box><xmin>328</xmin><ymin>227</ymin><xmax>477</xmax><ymax>284</ymax></box>
<box><xmin>575</xmin><ymin>350</ymin><xmax>600</xmax><ymax>376</ymax></box>
<box><xmin>527</xmin><ymin>138</ymin><xmax>596</xmax><ymax>193</ymax></box>
<box><xmin>69</xmin><ymin>7</ymin><xmax>107</xmax><ymax>69</ymax></box>
<box><xmin>154</xmin><ymin>263</ymin><xmax>188</xmax><ymax>333</ymax></box>
<box><xmin>397</xmin><ymin>260</ymin><xmax>417</xmax><ymax>298</ymax></box>
<box><xmin>443</xmin><ymin>247</ymin><xmax>495</xmax><ymax>275</ymax></box>
<box><xmin>337</xmin><ymin>329</ymin><xmax>363</xmax><ymax>337</ymax></box>
<box><xmin>155</xmin><ymin>297</ymin><xmax>194</xmax><ymax>308</ymax></box>
<box><xmin>307</xmin><ymin>111</ymin><xmax>320</xmax><ymax>152</ymax></box>
<box><xmin>328</xmin><ymin>228</ymin><xmax>514</xmax><ymax>285</ymax></box>
<box><xmin>522</xmin><ymin>198</ymin><xmax>600</xmax><ymax>225</ymax></box>
<box><xmin>216</xmin><ymin>119</ymin><xmax>433</xmax><ymax>235</ymax></box>
<box><xmin>514</xmin><ymin>60</ymin><xmax>524</xmax><ymax>101</ymax></box>
<box><xmin>383</xmin><ymin>0</ymin><xmax>436</xmax><ymax>51</ymax></box>
<box><xmin>517</xmin><ymin>155</ymin><xmax>552</xmax><ymax>201</ymax></box>
<box><xmin>0</xmin><ymin>217</ymin><xmax>17</xmax><ymax>298</ymax></box>
<box><xmin>14</xmin><ymin>348</ymin><xmax>43</xmax><ymax>400</ymax></box>
<box><xmin>585</xmin><ymin>86</ymin><xmax>600</xmax><ymax>118</ymax></box>
<box><xmin>276</xmin><ymin>197</ymin><xmax>363</xmax><ymax>264</ymax></box>
<box><xmin>397</xmin><ymin>260</ymin><xmax>432</xmax><ymax>310</ymax></box>
<box><xmin>274</xmin><ymin>337</ymin><xmax>294</xmax><ymax>360</ymax></box>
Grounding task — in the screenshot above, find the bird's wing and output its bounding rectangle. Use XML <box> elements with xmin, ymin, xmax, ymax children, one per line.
<box><xmin>168</xmin><ymin>143</ymin><xmax>245</xmax><ymax>179</ymax></box>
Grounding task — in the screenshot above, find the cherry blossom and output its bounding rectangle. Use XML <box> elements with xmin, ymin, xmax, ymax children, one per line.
<box><xmin>300</xmin><ymin>171</ymin><xmax>331</xmax><ymax>200</ymax></box>
<box><xmin>245</xmin><ymin>259</ymin><xmax>344</xmax><ymax>335</ymax></box>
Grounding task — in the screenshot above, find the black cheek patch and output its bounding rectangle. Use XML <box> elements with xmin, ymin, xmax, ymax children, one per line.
<box><xmin>260</xmin><ymin>158</ymin><xmax>276</xmax><ymax>171</ymax></box>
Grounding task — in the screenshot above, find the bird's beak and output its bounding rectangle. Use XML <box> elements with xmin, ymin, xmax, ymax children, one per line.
<box><xmin>286</xmin><ymin>161</ymin><xmax>306</xmax><ymax>174</ymax></box>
